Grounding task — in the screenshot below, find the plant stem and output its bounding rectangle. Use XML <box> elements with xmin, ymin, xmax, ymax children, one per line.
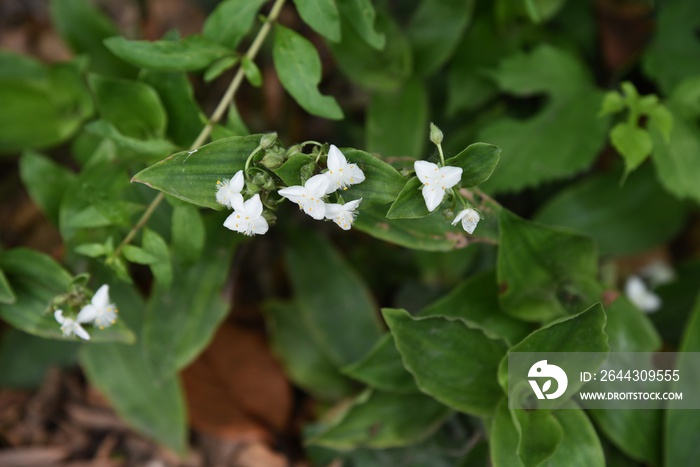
<box><xmin>437</xmin><ymin>143</ymin><xmax>445</xmax><ymax>166</ymax></box>
<box><xmin>109</xmin><ymin>0</ymin><xmax>287</xmax><ymax>263</ymax></box>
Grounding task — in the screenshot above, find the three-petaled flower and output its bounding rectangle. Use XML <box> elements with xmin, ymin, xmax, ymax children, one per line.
<box><xmin>77</xmin><ymin>284</ymin><xmax>118</xmax><ymax>329</ymax></box>
<box><xmin>278</xmin><ymin>174</ymin><xmax>329</xmax><ymax>220</ymax></box>
<box><xmin>54</xmin><ymin>309</ymin><xmax>91</xmax><ymax>340</ymax></box>
<box><xmin>215</xmin><ymin>170</ymin><xmax>245</xmax><ymax>209</ymax></box>
<box><xmin>324</xmin><ymin>199</ymin><xmax>362</xmax><ymax>230</ymax></box>
<box><xmin>625</xmin><ymin>276</ymin><xmax>661</xmax><ymax>313</ymax></box>
<box><xmin>452</xmin><ymin>208</ymin><xmax>480</xmax><ymax>234</ymax></box>
<box><xmin>223</xmin><ymin>194</ymin><xmax>269</xmax><ymax>236</ymax></box>
<box><xmin>414</xmin><ymin>161</ymin><xmax>462</xmax><ymax>212</ymax></box>
<box><xmin>325</xmin><ymin>145</ymin><xmax>365</xmax><ymax>194</ymax></box>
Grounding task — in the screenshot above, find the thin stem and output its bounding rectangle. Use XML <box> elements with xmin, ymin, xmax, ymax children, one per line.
<box><xmin>109</xmin><ymin>0</ymin><xmax>287</xmax><ymax>263</ymax></box>
<box><xmin>437</xmin><ymin>143</ymin><xmax>445</xmax><ymax>166</ymax></box>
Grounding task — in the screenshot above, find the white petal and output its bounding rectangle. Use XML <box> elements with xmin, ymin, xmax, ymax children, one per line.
<box><xmin>91</xmin><ymin>284</ymin><xmax>110</xmax><ymax>308</ymax></box>
<box><xmin>230</xmin><ymin>170</ymin><xmax>245</xmax><ymax>192</ymax></box>
<box><xmin>73</xmin><ymin>324</ymin><xmax>91</xmax><ymax>341</ymax></box>
<box><xmin>76</xmin><ymin>304</ymin><xmax>99</xmax><ymax>323</ymax></box>
<box><xmin>278</xmin><ymin>185</ymin><xmax>306</xmax><ymax>204</ymax></box>
<box><xmin>332</xmin><ymin>212</ymin><xmax>353</xmax><ymax>230</ymax></box>
<box><xmin>229</xmin><ymin>193</ymin><xmax>244</xmax><ymax>211</ymax></box>
<box><xmin>304</xmin><ymin>199</ymin><xmax>326</xmax><ymax>220</ymax></box>
<box><xmin>251</xmin><ymin>216</ymin><xmax>269</xmax><ymax>235</ymax></box>
<box><xmin>462</xmin><ymin>216</ymin><xmax>479</xmax><ymax>234</ymax></box>
<box><xmin>422</xmin><ymin>185</ymin><xmax>445</xmax><ymax>212</ymax></box>
<box><xmin>343</xmin><ymin>198</ymin><xmax>362</xmax><ymax>211</ymax></box>
<box><xmin>305</xmin><ymin>174</ymin><xmax>330</xmax><ymax>197</ymax></box>
<box><xmin>244</xmin><ymin>194</ymin><xmax>264</xmax><ymax>218</ymax></box>
<box><xmin>223</xmin><ymin>211</ymin><xmax>245</xmax><ymax>233</ymax></box>
<box><xmin>327</xmin><ymin>144</ymin><xmax>346</xmax><ymax>172</ymax></box>
<box><xmin>439</xmin><ymin>166</ymin><xmax>463</xmax><ymax>189</ymax></box>
<box><xmin>54</xmin><ymin>309</ymin><xmax>65</xmax><ymax>324</ymax></box>
<box><xmin>345</xmin><ymin>164</ymin><xmax>365</xmax><ymax>185</ymax></box>
<box><xmin>452</xmin><ymin>209</ymin><xmax>469</xmax><ymax>226</ymax></box>
<box><xmin>414</xmin><ymin>161</ymin><xmax>439</xmax><ymax>185</ymax></box>
<box><xmin>324</xmin><ymin>203</ymin><xmax>342</xmax><ymax>219</ymax></box>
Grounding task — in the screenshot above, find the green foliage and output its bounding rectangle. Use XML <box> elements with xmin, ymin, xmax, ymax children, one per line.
<box><xmin>19</xmin><ymin>151</ymin><xmax>77</xmax><ymax>225</ymax></box>
<box><xmin>0</xmin><ymin>330</ymin><xmax>77</xmax><ymax>388</ymax></box>
<box><xmin>203</xmin><ymin>0</ymin><xmax>267</xmax><ymax>49</ymax></box>
<box><xmin>273</xmin><ymin>25</ymin><xmax>343</xmax><ymax>119</ymax></box>
<box><xmin>293</xmin><ymin>0</ymin><xmax>341</xmax><ymax>42</ymax></box>
<box><xmin>480</xmin><ymin>45</ymin><xmax>608</xmax><ymax>193</ymax></box>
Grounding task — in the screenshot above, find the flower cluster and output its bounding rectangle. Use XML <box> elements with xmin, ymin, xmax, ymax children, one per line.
<box><xmin>54</xmin><ymin>284</ymin><xmax>118</xmax><ymax>340</ymax></box>
<box><xmin>279</xmin><ymin>145</ymin><xmax>365</xmax><ymax>230</ymax></box>
<box><xmin>218</xmin><ymin>170</ymin><xmax>269</xmax><ymax>236</ymax></box>
<box><xmin>413</xmin><ymin>158</ymin><xmax>481</xmax><ymax>235</ymax></box>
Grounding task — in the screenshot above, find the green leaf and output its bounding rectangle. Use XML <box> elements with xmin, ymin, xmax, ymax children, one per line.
<box><xmin>309</xmin><ymin>390</ymin><xmax>450</xmax><ymax>450</ymax></box>
<box><xmin>342</xmin><ymin>333</ymin><xmax>420</xmax><ymax>394</ymax></box>
<box><xmin>19</xmin><ymin>151</ymin><xmax>76</xmax><ymax>225</ymax></box>
<box><xmin>329</xmin><ymin>11</ymin><xmax>411</xmax><ymax>92</ymax></box>
<box><xmin>653</xmin><ymin>260</ymin><xmax>700</xmax><ymax>347</ymax></box>
<box><xmin>512</xmin><ymin>409</ymin><xmax>563</xmax><ymax>467</ymax></box>
<box><xmin>104</xmin><ymin>35</ymin><xmax>232</xmax><ymax>72</ymax></box>
<box><xmin>498</xmin><ymin>210</ymin><xmax>600</xmax><ymax>322</ymax></box>
<box><xmin>384</xmin><ymin>308</ymin><xmax>507</xmax><ymax>416</ymax></box>
<box><xmin>171</xmin><ymin>205</ymin><xmax>205</xmax><ymax>263</ymax></box>
<box><xmin>89</xmin><ymin>74</ymin><xmax>167</xmax><ymax>139</ymax></box>
<box><xmin>142</xmin><ymin>229</ymin><xmax>172</xmax><ymax>286</ymax></box>
<box><xmin>273</xmin><ymin>24</ymin><xmax>343</xmax><ymax>120</ymax></box>
<box><xmin>420</xmin><ymin>271</ymin><xmax>531</xmax><ymax>346</ymax></box>
<box><xmin>204</xmin><ymin>55</ymin><xmax>239</xmax><ymax>82</ymax></box>
<box><xmin>491</xmin><ymin>400</ymin><xmax>605</xmax><ymax>467</ymax></box>
<box><xmin>80</xmin><ymin>281</ymin><xmax>186</xmax><ymax>454</ymax></box>
<box><xmin>241</xmin><ymin>56</ymin><xmax>262</xmax><ymax>87</ymax></box>
<box><xmin>140</xmin><ymin>69</ymin><xmax>204</xmax><ymax>147</ymax></box>
<box><xmin>85</xmin><ymin>120</ymin><xmax>176</xmax><ymax>160</ymax></box>
<box><xmin>122</xmin><ymin>245</ymin><xmax>158</xmax><ymax>265</ymax></box>
<box><xmin>366</xmin><ymin>78</ymin><xmax>428</xmax><ymax>158</ymax></box>
<box><xmin>650</xmin><ymin>77</ymin><xmax>700</xmax><ymax>203</ymax></box>
<box><xmin>0</xmin><ymin>330</ymin><xmax>77</xmax><ymax>389</ymax></box>
<box><xmin>132</xmin><ymin>134</ymin><xmax>261</xmax><ymax>209</ymax></box>
<box><xmin>0</xmin><ymin>268</ymin><xmax>16</xmax><ymax>305</ymax></box>
<box><xmin>338</xmin><ymin>148</ymin><xmax>408</xmax><ymax>207</ymax></box>
<box><xmin>535</xmin><ymin>164</ymin><xmax>687</xmax><ymax>255</ymax></box>
<box><xmin>50</xmin><ymin>0</ymin><xmax>135</xmax><ymax>77</ymax></box>
<box><xmin>610</xmin><ymin>123</ymin><xmax>653</xmax><ymax>173</ymax></box>
<box><xmin>666</xmin><ymin>292</ymin><xmax>700</xmax><ymax>467</ymax></box>
<box><xmin>479</xmin><ymin>45</ymin><xmax>609</xmax><ymax>193</ymax></box>
<box><xmin>648</xmin><ymin>105</ymin><xmax>673</xmax><ymax>141</ymax></box>
<box><xmin>643</xmin><ymin>0</ymin><xmax>700</xmax><ymax>94</ymax></box>
<box><xmin>387</xmin><ymin>177</ymin><xmax>430</xmax><ymax>220</ymax></box>
<box><xmin>446</xmin><ymin>16</ymin><xmax>517</xmax><ymax>115</ymax></box>
<box><xmin>498</xmin><ymin>303</ymin><xmax>609</xmax><ymax>401</ymax></box>
<box><xmin>444</xmin><ymin>142</ymin><xmax>501</xmax><ymax>187</ymax></box>
<box><xmin>406</xmin><ymin>0</ymin><xmax>475</xmax><ymax>76</ymax></box>
<box><xmin>265</xmin><ymin>300</ymin><xmax>355</xmax><ymax>401</ymax></box>
<box><xmin>75</xmin><ymin>243</ymin><xmax>109</xmax><ymax>258</ymax></box>
<box><xmin>142</xmin><ymin>221</ymin><xmax>238</xmax><ymax>380</ymax></box>
<box><xmin>336</xmin><ymin>0</ymin><xmax>385</xmax><ymax>49</ymax></box>
<box><xmin>0</xmin><ymin>249</ymin><xmax>134</xmax><ymax>343</ymax></box>
<box><xmin>0</xmin><ymin>58</ymin><xmax>93</xmax><ymax>154</ymax></box>
<box><xmin>600</xmin><ymin>90</ymin><xmax>625</xmax><ymax>116</ymax></box>
<box><xmin>286</xmin><ymin>231</ymin><xmax>382</xmax><ymax>367</ymax></box>
<box><xmin>203</xmin><ymin>0</ymin><xmax>267</xmax><ymax>49</ymax></box>
<box><xmin>271</xmin><ymin>152</ymin><xmax>313</xmax><ymax>186</ymax></box>
<box><xmin>293</xmin><ymin>0</ymin><xmax>341</xmax><ymax>42</ymax></box>
<box><xmin>354</xmin><ymin>204</ymin><xmax>468</xmax><ymax>251</ymax></box>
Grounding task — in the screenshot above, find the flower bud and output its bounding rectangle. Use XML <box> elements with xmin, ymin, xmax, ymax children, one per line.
<box><xmin>429</xmin><ymin>122</ymin><xmax>443</xmax><ymax>146</ymax></box>
<box><xmin>261</xmin><ymin>150</ymin><xmax>286</xmax><ymax>169</ymax></box>
<box><xmin>262</xmin><ymin>210</ymin><xmax>277</xmax><ymax>224</ymax></box>
<box><xmin>260</xmin><ymin>132</ymin><xmax>278</xmax><ymax>149</ymax></box>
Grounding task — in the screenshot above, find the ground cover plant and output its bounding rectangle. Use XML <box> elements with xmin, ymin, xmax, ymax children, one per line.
<box><xmin>0</xmin><ymin>0</ymin><xmax>699</xmax><ymax>465</ymax></box>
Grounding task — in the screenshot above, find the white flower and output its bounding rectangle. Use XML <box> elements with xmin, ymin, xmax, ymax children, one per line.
<box><xmin>325</xmin><ymin>199</ymin><xmax>362</xmax><ymax>230</ymax></box>
<box><xmin>452</xmin><ymin>208</ymin><xmax>480</xmax><ymax>234</ymax></box>
<box><xmin>324</xmin><ymin>145</ymin><xmax>365</xmax><ymax>194</ymax></box>
<box><xmin>223</xmin><ymin>194</ymin><xmax>269</xmax><ymax>236</ymax></box>
<box><xmin>414</xmin><ymin>161</ymin><xmax>462</xmax><ymax>212</ymax></box>
<box><xmin>54</xmin><ymin>309</ymin><xmax>91</xmax><ymax>340</ymax></box>
<box><xmin>278</xmin><ymin>174</ymin><xmax>329</xmax><ymax>220</ymax></box>
<box><xmin>641</xmin><ymin>261</ymin><xmax>675</xmax><ymax>287</ymax></box>
<box><xmin>625</xmin><ymin>276</ymin><xmax>661</xmax><ymax>313</ymax></box>
<box><xmin>216</xmin><ymin>170</ymin><xmax>244</xmax><ymax>209</ymax></box>
<box><xmin>77</xmin><ymin>284</ymin><xmax>118</xmax><ymax>329</ymax></box>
